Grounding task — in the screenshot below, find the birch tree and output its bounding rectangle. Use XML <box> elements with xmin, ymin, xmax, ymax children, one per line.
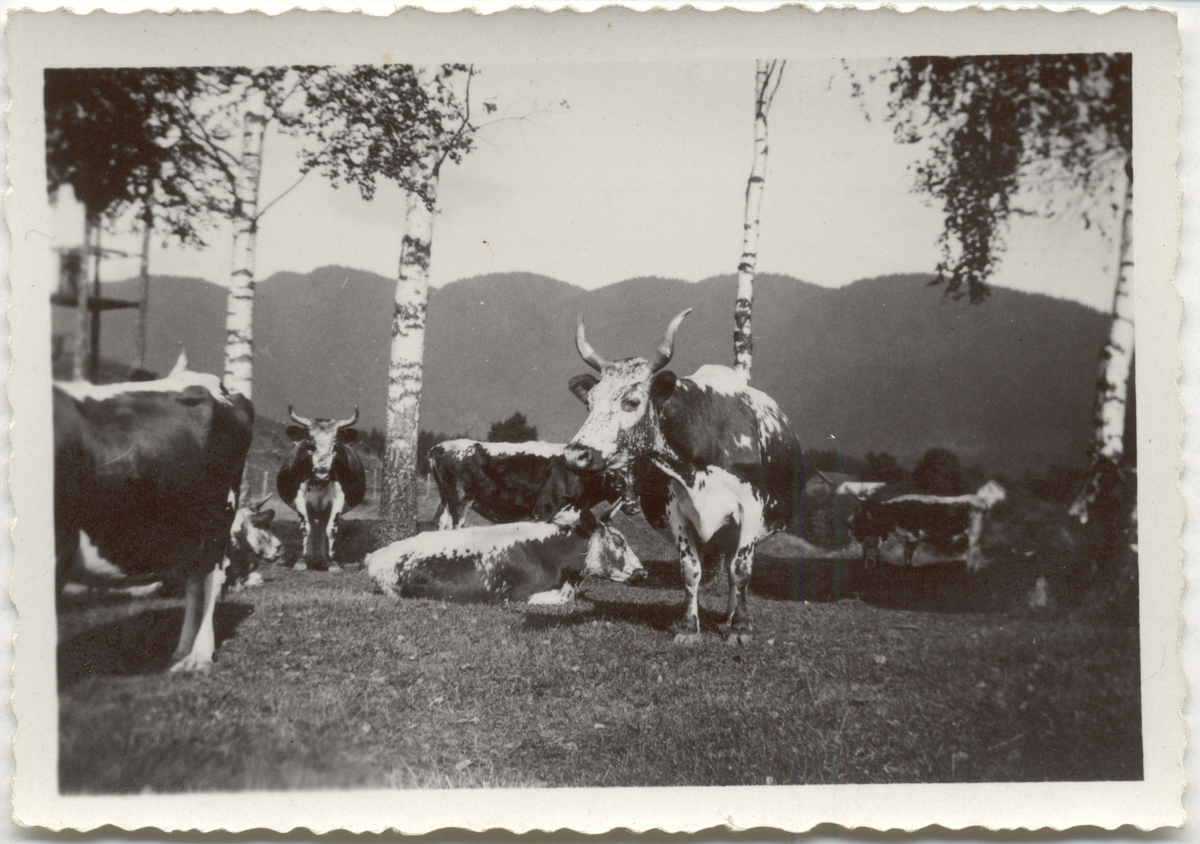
<box><xmin>303</xmin><ymin>64</ymin><xmax>491</xmax><ymax>541</ymax></box>
<box><xmin>868</xmin><ymin>53</ymin><xmax>1134</xmax><ymax>600</ymax></box>
<box><xmin>734</xmin><ymin>60</ymin><xmax>784</xmax><ymax>380</ymax></box>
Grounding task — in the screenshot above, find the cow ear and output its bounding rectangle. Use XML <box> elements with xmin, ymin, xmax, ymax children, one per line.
<box><xmin>577</xmin><ymin>506</ymin><xmax>599</xmax><ymax>535</ymax></box>
<box><xmin>252</xmin><ymin>510</ymin><xmax>275</xmax><ymax>525</ymax></box>
<box><xmin>339</xmin><ymin>428</ymin><xmax>358</xmax><ymax>443</ymax></box>
<box><xmin>650</xmin><ymin>370</ymin><xmax>678</xmax><ymax>406</ymax></box>
<box><xmin>569</xmin><ymin>374</ymin><xmax>598</xmax><ymax>404</ymax></box>
<box><xmin>286</xmin><ymin>425</ymin><xmax>308</xmax><ymax>442</ymax></box>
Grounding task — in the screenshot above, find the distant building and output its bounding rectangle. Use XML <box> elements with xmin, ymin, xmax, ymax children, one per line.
<box><xmin>836</xmin><ymin>480</ymin><xmax>887</xmax><ymax>500</ymax></box>
<box><xmin>805</xmin><ymin>471</ymin><xmax>858</xmax><ymax>498</ymax></box>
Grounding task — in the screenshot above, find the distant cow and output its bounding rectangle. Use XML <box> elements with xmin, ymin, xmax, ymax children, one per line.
<box><xmin>224</xmin><ymin>498</ymin><xmax>284</xmax><ymax>591</ymax></box>
<box><xmin>54</xmin><ymin>352</ymin><xmax>254</xmax><ymax>672</ymax></box>
<box><xmin>429</xmin><ymin>439</ymin><xmax>626</xmax><ymax>530</ymax></box>
<box><xmin>564</xmin><ymin>309</ymin><xmax>803</xmax><ymax>645</ymax></box>
<box><xmin>850</xmin><ymin>483</ymin><xmax>1008</xmax><ymax>571</ymax></box>
<box><xmin>367</xmin><ymin>506</ymin><xmax>645</xmax><ymax>603</ymax></box>
<box><xmin>277</xmin><ymin>407</ymin><xmax>366</xmax><ymax>571</ymax></box>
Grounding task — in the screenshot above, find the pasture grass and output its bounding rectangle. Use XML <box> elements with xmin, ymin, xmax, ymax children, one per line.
<box><xmin>58</xmin><ymin>511</ymin><xmax>1141</xmax><ymax>792</ymax></box>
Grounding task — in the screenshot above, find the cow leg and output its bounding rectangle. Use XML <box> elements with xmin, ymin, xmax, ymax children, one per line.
<box><xmin>964</xmin><ymin>508</ymin><xmax>985</xmax><ymax>572</ymax></box>
<box><xmin>293</xmin><ymin>485</ymin><xmax>311</xmax><ymax>570</ymax></box>
<box><xmin>667</xmin><ymin>493</ymin><xmax>704</xmax><ymax>645</ymax></box>
<box><xmin>170</xmin><ymin>563</ymin><xmax>225</xmax><ymax>672</ymax></box>
<box><xmin>435</xmin><ymin>500</ymin><xmax>453</xmax><ymax>531</ymax></box>
<box><xmin>721</xmin><ymin>499</ymin><xmax>764</xmax><ymax>646</ymax></box>
<box><xmin>326</xmin><ymin>484</ymin><xmax>347</xmax><ymax>572</ymax></box>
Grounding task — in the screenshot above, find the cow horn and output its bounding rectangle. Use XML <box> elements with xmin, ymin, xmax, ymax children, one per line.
<box><xmin>575</xmin><ymin>315</ymin><xmax>611</xmax><ymax>372</ymax></box>
<box><xmin>336</xmin><ymin>407</ymin><xmax>359</xmax><ymax>429</ymax></box>
<box><xmin>288</xmin><ymin>406</ymin><xmax>314</xmax><ymax>428</ymax></box>
<box><xmin>648</xmin><ymin>308</ymin><xmax>692</xmax><ymax>373</ymax></box>
<box><xmin>169</xmin><ymin>348</ymin><xmax>189</xmax><ymax>375</ymax></box>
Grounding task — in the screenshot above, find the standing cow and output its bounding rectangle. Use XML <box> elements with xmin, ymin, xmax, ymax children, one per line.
<box><xmin>54</xmin><ymin>353</ymin><xmax>254</xmax><ymax>672</ymax></box>
<box><xmin>429</xmin><ymin>439</ymin><xmax>626</xmax><ymax>530</ymax></box>
<box><xmin>564</xmin><ymin>309</ymin><xmax>802</xmax><ymax>645</ymax></box>
<box><xmin>277</xmin><ymin>407</ymin><xmax>366</xmax><ymax>571</ymax></box>
<box><xmin>851</xmin><ymin>483</ymin><xmax>1007</xmax><ymax>571</ymax></box>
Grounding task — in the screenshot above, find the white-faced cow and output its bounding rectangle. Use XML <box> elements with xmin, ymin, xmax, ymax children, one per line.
<box><xmin>367</xmin><ymin>505</ymin><xmax>645</xmax><ymax>603</ymax></box>
<box><xmin>429</xmin><ymin>439</ymin><xmax>626</xmax><ymax>530</ymax></box>
<box><xmin>564</xmin><ymin>309</ymin><xmax>803</xmax><ymax>645</ymax></box>
<box><xmin>850</xmin><ymin>482</ymin><xmax>1008</xmax><ymax>571</ymax></box>
<box><xmin>277</xmin><ymin>407</ymin><xmax>366</xmax><ymax>571</ymax></box>
<box><xmin>224</xmin><ymin>498</ymin><xmax>284</xmax><ymax>591</ymax></box>
<box><xmin>54</xmin><ymin>353</ymin><xmax>254</xmax><ymax>672</ymax></box>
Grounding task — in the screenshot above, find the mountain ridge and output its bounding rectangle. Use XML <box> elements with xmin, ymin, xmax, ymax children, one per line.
<box><xmin>57</xmin><ymin>265</ymin><xmax>1111</xmax><ymax>474</ymax></box>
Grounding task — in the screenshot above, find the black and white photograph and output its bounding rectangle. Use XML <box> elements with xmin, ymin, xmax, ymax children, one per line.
<box><xmin>6</xmin><ymin>6</ymin><xmax>1184</xmax><ymax>833</ymax></box>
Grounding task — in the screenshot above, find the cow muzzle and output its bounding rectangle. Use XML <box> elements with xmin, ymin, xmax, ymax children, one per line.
<box><xmin>564</xmin><ymin>443</ymin><xmax>603</xmax><ymax>474</ymax></box>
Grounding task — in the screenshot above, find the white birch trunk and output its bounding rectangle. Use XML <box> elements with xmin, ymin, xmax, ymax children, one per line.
<box><xmin>380</xmin><ymin>161</ymin><xmax>438</xmax><ymax>541</ymax></box>
<box><xmin>72</xmin><ymin>218</ymin><xmax>99</xmax><ymax>381</ymax></box>
<box><xmin>136</xmin><ymin>199</ymin><xmax>153</xmax><ymax>370</ymax></box>
<box><xmin>734</xmin><ymin>60</ymin><xmax>781</xmax><ymax>380</ymax></box>
<box><xmin>1071</xmin><ymin>171</ymin><xmax>1134</xmax><ymax>523</ymax></box>
<box><xmin>223</xmin><ymin>107</ymin><xmax>267</xmax><ymax>399</ymax></box>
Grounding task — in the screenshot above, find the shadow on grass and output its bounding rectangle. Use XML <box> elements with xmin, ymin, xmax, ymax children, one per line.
<box><xmin>596</xmin><ymin>552</ymin><xmax>1044</xmax><ymax>616</ymax></box>
<box><xmin>58</xmin><ymin>601</ymin><xmax>255</xmax><ymax>688</ymax></box>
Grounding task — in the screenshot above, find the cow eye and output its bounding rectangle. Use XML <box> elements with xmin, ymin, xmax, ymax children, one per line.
<box><xmin>621</xmin><ymin>396</ymin><xmax>641</xmax><ymax>412</ymax></box>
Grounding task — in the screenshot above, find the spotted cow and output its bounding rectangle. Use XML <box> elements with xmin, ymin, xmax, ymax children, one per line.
<box><xmin>366</xmin><ymin>505</ymin><xmax>645</xmax><ymax>604</ymax></box>
<box><xmin>54</xmin><ymin>352</ymin><xmax>254</xmax><ymax>672</ymax></box>
<box><xmin>224</xmin><ymin>498</ymin><xmax>284</xmax><ymax>591</ymax></box>
<box><xmin>277</xmin><ymin>407</ymin><xmax>366</xmax><ymax>571</ymax></box>
<box><xmin>564</xmin><ymin>309</ymin><xmax>803</xmax><ymax>645</ymax></box>
<box><xmin>850</xmin><ymin>482</ymin><xmax>1008</xmax><ymax>571</ymax></box>
<box><xmin>429</xmin><ymin>438</ymin><xmax>626</xmax><ymax>530</ymax></box>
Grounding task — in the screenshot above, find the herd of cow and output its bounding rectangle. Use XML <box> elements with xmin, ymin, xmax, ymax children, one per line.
<box><xmin>53</xmin><ymin>309</ymin><xmax>1006</xmax><ymax>672</ymax></box>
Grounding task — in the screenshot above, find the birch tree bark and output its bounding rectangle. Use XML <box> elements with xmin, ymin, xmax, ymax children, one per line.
<box><xmin>1071</xmin><ymin>168</ymin><xmax>1134</xmax><ymax>524</ymax></box>
<box><xmin>72</xmin><ymin>218</ymin><xmax>99</xmax><ymax>381</ymax></box>
<box><xmin>380</xmin><ymin>162</ymin><xmax>438</xmax><ymax>541</ymax></box>
<box><xmin>733</xmin><ymin>60</ymin><xmax>784</xmax><ymax>380</ymax></box>
<box><xmin>136</xmin><ymin>198</ymin><xmax>154</xmax><ymax>370</ymax></box>
<box><xmin>223</xmin><ymin>105</ymin><xmax>267</xmax><ymax>400</ymax></box>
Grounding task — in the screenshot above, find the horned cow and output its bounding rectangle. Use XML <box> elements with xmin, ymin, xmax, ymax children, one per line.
<box><xmin>54</xmin><ymin>352</ymin><xmax>254</xmax><ymax>672</ymax></box>
<box><xmin>564</xmin><ymin>309</ymin><xmax>803</xmax><ymax>646</ymax></box>
<box><xmin>277</xmin><ymin>406</ymin><xmax>366</xmax><ymax>571</ymax></box>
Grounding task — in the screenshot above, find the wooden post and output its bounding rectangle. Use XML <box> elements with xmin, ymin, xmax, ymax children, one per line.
<box><xmin>261</xmin><ymin>469</ymin><xmax>270</xmax><ymax>500</ymax></box>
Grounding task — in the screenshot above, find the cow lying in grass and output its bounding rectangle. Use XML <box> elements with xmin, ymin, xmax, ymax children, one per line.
<box><xmin>851</xmin><ymin>483</ymin><xmax>1007</xmax><ymax>571</ymax></box>
<box><xmin>224</xmin><ymin>499</ymin><xmax>284</xmax><ymax>591</ymax></box>
<box><xmin>367</xmin><ymin>506</ymin><xmax>645</xmax><ymax>604</ymax></box>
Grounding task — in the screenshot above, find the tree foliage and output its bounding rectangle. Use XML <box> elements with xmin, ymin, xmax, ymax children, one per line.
<box><xmin>863</xmin><ymin>451</ymin><xmax>906</xmax><ymax>484</ymax></box>
<box><xmin>911</xmin><ymin>447</ymin><xmax>966</xmax><ymax>496</ymax></box>
<box><xmin>873</xmin><ymin>53</ymin><xmax>1131</xmax><ymax>302</ymax></box>
<box><xmin>487</xmin><ymin>412</ymin><xmax>537</xmax><ymax>444</ymax></box>
<box><xmin>300</xmin><ymin>64</ymin><xmax>490</xmax><ymax>205</ymax></box>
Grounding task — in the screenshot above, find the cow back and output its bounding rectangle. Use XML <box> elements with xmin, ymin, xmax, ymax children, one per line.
<box><xmin>654</xmin><ymin>369</ymin><xmax>803</xmax><ymax>532</ymax></box>
<box><xmin>54</xmin><ymin>385</ymin><xmax>253</xmax><ymax>581</ymax></box>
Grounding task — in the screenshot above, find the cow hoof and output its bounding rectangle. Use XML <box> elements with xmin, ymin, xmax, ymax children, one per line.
<box><xmin>724</xmin><ymin>632</ymin><xmax>753</xmax><ymax>646</ymax></box>
<box><xmin>244</xmin><ymin>572</ymin><xmax>264</xmax><ymax>588</ymax></box>
<box><xmin>673</xmin><ymin>632</ymin><xmax>703</xmax><ymax>646</ymax></box>
<box><xmin>169</xmin><ymin>654</ymin><xmax>213</xmax><ymax>673</ymax></box>
<box><xmin>327</xmin><ymin>565</ymin><xmax>343</xmax><ymax>573</ymax></box>
<box><xmin>294</xmin><ymin>563</ymin><xmax>308</xmax><ymax>571</ymax></box>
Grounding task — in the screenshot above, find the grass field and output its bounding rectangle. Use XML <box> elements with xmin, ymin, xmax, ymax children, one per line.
<box><xmin>57</xmin><ymin>490</ymin><xmax>1143</xmax><ymax>793</ymax></box>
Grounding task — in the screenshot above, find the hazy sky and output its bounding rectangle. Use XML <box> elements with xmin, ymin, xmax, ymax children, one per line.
<box><xmin>52</xmin><ymin>60</ymin><xmax>1121</xmax><ymax>311</ymax></box>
